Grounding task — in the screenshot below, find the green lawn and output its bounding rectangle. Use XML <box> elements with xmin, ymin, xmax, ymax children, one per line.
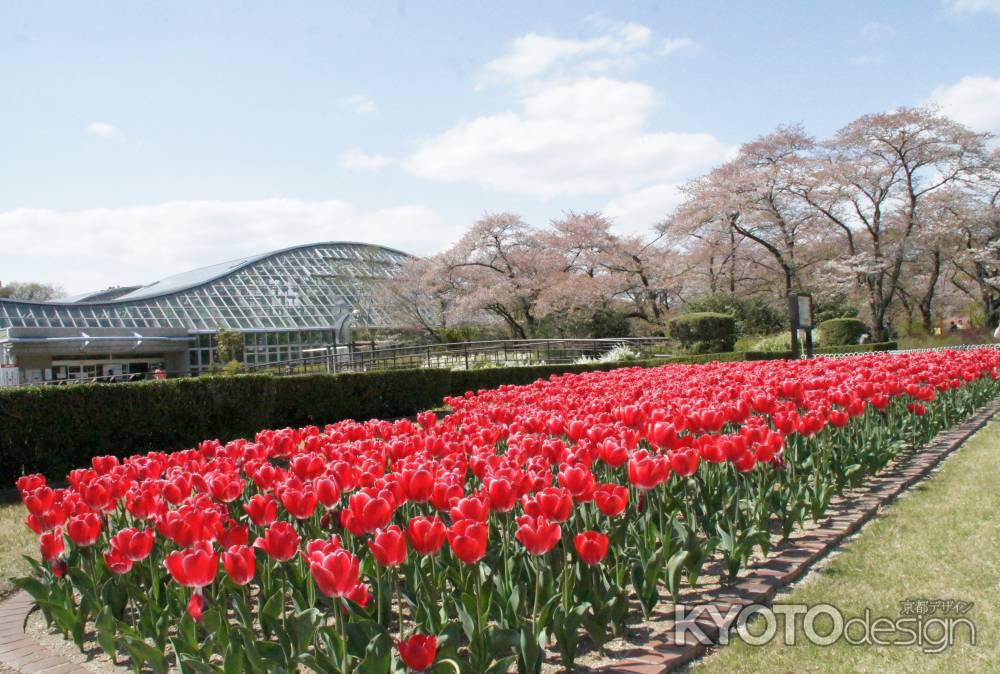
<box><xmin>0</xmin><ymin>501</ymin><xmax>35</xmax><ymax>599</ymax></box>
<box><xmin>695</xmin><ymin>416</ymin><xmax>1000</xmax><ymax>673</ymax></box>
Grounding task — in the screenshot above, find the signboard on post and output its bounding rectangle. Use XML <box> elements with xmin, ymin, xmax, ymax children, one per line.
<box><xmin>788</xmin><ymin>293</ymin><xmax>814</xmax><ymax>358</ymax></box>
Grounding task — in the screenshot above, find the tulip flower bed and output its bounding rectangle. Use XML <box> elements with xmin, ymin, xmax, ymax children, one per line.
<box><xmin>13</xmin><ymin>350</ymin><xmax>1000</xmax><ymax>674</ymax></box>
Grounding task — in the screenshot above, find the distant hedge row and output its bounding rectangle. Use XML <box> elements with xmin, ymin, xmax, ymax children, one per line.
<box><xmin>0</xmin><ymin>342</ymin><xmax>896</xmax><ymax>482</ymax></box>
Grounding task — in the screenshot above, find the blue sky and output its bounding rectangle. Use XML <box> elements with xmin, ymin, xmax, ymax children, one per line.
<box><xmin>1</xmin><ymin>0</ymin><xmax>998</xmax><ymax>294</ymax></box>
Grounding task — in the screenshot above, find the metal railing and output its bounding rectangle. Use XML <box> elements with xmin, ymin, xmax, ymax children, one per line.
<box><xmin>245</xmin><ymin>337</ymin><xmax>675</xmax><ymax>376</ymax></box>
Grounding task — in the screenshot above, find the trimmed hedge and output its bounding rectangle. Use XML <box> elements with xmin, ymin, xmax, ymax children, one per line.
<box><xmin>0</xmin><ymin>342</ymin><xmax>897</xmax><ymax>482</ymax></box>
<box><xmin>668</xmin><ymin>312</ymin><xmax>737</xmax><ymax>354</ymax></box>
<box><xmin>818</xmin><ymin>317</ymin><xmax>869</xmax><ymax>346</ymax></box>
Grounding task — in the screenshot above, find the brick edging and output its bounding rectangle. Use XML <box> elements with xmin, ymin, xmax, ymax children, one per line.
<box><xmin>0</xmin><ymin>590</ymin><xmax>85</xmax><ymax>673</ymax></box>
<box><xmin>595</xmin><ymin>398</ymin><xmax>1000</xmax><ymax>673</ymax></box>
<box><xmin>1</xmin><ymin>401</ymin><xmax>997</xmax><ymax>674</ymax></box>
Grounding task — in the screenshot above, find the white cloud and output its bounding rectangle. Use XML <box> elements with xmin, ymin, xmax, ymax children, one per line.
<box><xmin>338</xmin><ymin>148</ymin><xmax>393</xmax><ymax>171</ymax></box>
<box><xmin>0</xmin><ymin>200</ymin><xmax>457</xmax><ymax>294</ymax></box>
<box><xmin>861</xmin><ymin>21</ymin><xmax>896</xmax><ymax>40</ymax></box>
<box><xmin>943</xmin><ymin>0</ymin><xmax>1000</xmax><ymax>13</ymax></box>
<box><xmin>404</xmin><ymin>77</ymin><xmax>730</xmax><ymax>198</ymax></box>
<box><xmin>344</xmin><ymin>94</ymin><xmax>379</xmax><ymax>115</ymax></box>
<box><xmin>86</xmin><ymin>122</ymin><xmax>117</xmax><ymax>139</ymax></box>
<box><xmin>604</xmin><ymin>183</ymin><xmax>687</xmax><ymax>233</ymax></box>
<box><xmin>661</xmin><ymin>36</ymin><xmax>700</xmax><ymax>55</ymax></box>
<box><xmin>479</xmin><ymin>20</ymin><xmax>652</xmax><ymax>85</ymax></box>
<box><xmin>929</xmin><ymin>75</ymin><xmax>1000</xmax><ymax>133</ymax></box>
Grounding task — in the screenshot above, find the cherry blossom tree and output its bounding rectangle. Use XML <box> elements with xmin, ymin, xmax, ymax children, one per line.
<box><xmin>811</xmin><ymin>107</ymin><xmax>992</xmax><ymax>339</ymax></box>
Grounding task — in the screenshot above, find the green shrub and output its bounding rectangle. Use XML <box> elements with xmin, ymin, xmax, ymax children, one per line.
<box><xmin>668</xmin><ymin>312</ymin><xmax>737</xmax><ymax>353</ymax></box>
<box><xmin>818</xmin><ymin>318</ymin><xmax>869</xmax><ymax>346</ymax></box>
<box><xmin>751</xmin><ymin>333</ymin><xmax>794</xmax><ymax>352</ymax></box>
<box><xmin>684</xmin><ymin>293</ymin><xmax>785</xmax><ymax>335</ymax></box>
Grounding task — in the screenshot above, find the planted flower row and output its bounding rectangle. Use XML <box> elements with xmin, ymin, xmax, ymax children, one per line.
<box><xmin>15</xmin><ymin>350</ymin><xmax>1000</xmax><ymax>673</ymax></box>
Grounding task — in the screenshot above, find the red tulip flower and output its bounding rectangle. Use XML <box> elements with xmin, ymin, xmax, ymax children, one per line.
<box><xmin>222</xmin><ymin>544</ymin><xmax>256</xmax><ymax>585</ymax></box>
<box><xmin>23</xmin><ymin>486</ymin><xmax>55</xmax><ymax>518</ymax></box>
<box><xmin>397</xmin><ymin>633</ymin><xmax>437</xmax><ymax>672</ymax></box>
<box><xmin>574</xmin><ymin>531</ymin><xmax>609</xmax><ymax>565</ymax></box>
<box><xmin>346</xmin><ymin>581</ymin><xmax>371</xmax><ymax>608</ymax></box>
<box><xmin>401</xmin><ymin>467</ymin><xmax>435</xmax><ymax>503</ymax></box>
<box><xmin>39</xmin><ymin>529</ymin><xmax>64</xmax><ymax>561</ymax></box>
<box><xmin>406</xmin><ymin>516</ymin><xmax>446</xmax><ymax>555</ymax></box>
<box><xmin>164</xmin><ymin>540</ymin><xmax>218</xmax><ymax>588</ymax></box>
<box><xmin>446</xmin><ymin>519</ymin><xmax>488</xmax><ymax>564</ymax></box>
<box><xmin>593</xmin><ymin>483</ymin><xmax>628</xmax><ymax>517</ymax></box>
<box><xmin>67</xmin><ymin>512</ymin><xmax>102</xmax><ymax>547</ymax></box>
<box><xmin>628</xmin><ymin>452</ymin><xmax>667</xmax><ymax>491</ymax></box>
<box><xmin>515</xmin><ymin>515</ymin><xmax>561</xmax><ymax>555</ymax></box>
<box><xmin>528</xmin><ymin>487</ymin><xmax>573</xmax><ymax>522</ymax></box>
<box><xmin>315</xmin><ymin>476</ymin><xmax>342</xmax><ymax>509</ymax></box>
<box><xmin>342</xmin><ymin>491</ymin><xmax>394</xmax><ymax>535</ymax></box>
<box><xmin>109</xmin><ymin>527</ymin><xmax>155</xmax><ymax>562</ymax></box>
<box><xmin>104</xmin><ymin>548</ymin><xmax>133</xmax><ymax>574</ymax></box>
<box><xmin>449</xmin><ymin>495</ymin><xmax>490</xmax><ymax>523</ymax></box>
<box><xmin>668</xmin><ymin>450</ymin><xmax>700</xmax><ymax>477</ymax></box>
<box><xmin>243</xmin><ymin>494</ymin><xmax>278</xmax><ymax>527</ymax></box>
<box><xmin>310</xmin><ymin>549</ymin><xmax>361</xmax><ymax>598</ymax></box>
<box><xmin>207</xmin><ymin>471</ymin><xmax>244</xmax><ymax>503</ymax></box>
<box><xmin>254</xmin><ymin>521</ymin><xmax>300</xmax><ymax>562</ymax></box>
<box><xmin>557</xmin><ymin>464</ymin><xmax>596</xmax><ymax>501</ymax></box>
<box><xmin>279</xmin><ymin>485</ymin><xmax>319</xmax><ymax>520</ymax></box>
<box><xmin>369</xmin><ymin>525</ymin><xmax>407</xmax><ymax>567</ymax></box>
<box><xmin>484</xmin><ymin>477</ymin><xmax>517</xmax><ymax>513</ymax></box>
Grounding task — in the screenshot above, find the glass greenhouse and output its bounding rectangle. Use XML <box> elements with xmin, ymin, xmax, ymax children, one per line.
<box><xmin>0</xmin><ymin>242</ymin><xmax>412</xmax><ymax>383</ymax></box>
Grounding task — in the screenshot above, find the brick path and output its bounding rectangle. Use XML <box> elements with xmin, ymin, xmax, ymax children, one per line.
<box><xmin>0</xmin><ymin>400</ymin><xmax>996</xmax><ymax>674</ymax></box>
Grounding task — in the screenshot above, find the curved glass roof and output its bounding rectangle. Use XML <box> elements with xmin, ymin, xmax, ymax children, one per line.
<box><xmin>0</xmin><ymin>242</ymin><xmax>412</xmax><ymax>332</ymax></box>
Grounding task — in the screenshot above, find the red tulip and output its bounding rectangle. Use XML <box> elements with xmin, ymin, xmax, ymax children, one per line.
<box><xmin>207</xmin><ymin>471</ymin><xmax>244</xmax><ymax>503</ymax></box>
<box><xmin>397</xmin><ymin>633</ymin><xmax>437</xmax><ymax>672</ymax></box>
<box><xmin>243</xmin><ymin>494</ymin><xmax>279</xmax><ymax>527</ymax></box>
<box><xmin>346</xmin><ymin>581</ymin><xmax>371</xmax><ymax>608</ymax></box>
<box><xmin>446</xmin><ymin>519</ymin><xmax>488</xmax><ymax>564</ymax></box>
<box><xmin>315</xmin><ymin>476</ymin><xmax>342</xmax><ymax>509</ymax></box>
<box><xmin>279</xmin><ymin>485</ymin><xmax>319</xmax><ymax>520</ymax></box>
<box><xmin>67</xmin><ymin>512</ymin><xmax>102</xmax><ymax>547</ymax></box>
<box><xmin>574</xmin><ymin>531</ymin><xmax>609</xmax><ymax>564</ymax></box>
<box><xmin>628</xmin><ymin>452</ymin><xmax>668</xmax><ymax>491</ymax></box>
<box><xmin>39</xmin><ymin>529</ymin><xmax>64</xmax><ymax>561</ymax></box>
<box><xmin>829</xmin><ymin>409</ymin><xmax>850</xmax><ymax>428</ymax></box>
<box><xmin>593</xmin><ymin>483</ymin><xmax>628</xmax><ymax>517</ymax></box>
<box><xmin>484</xmin><ymin>477</ymin><xmax>517</xmax><ymax>512</ymax></box>
<box><xmin>401</xmin><ymin>467</ymin><xmax>435</xmax><ymax>503</ymax></box>
<box><xmin>649</xmin><ymin>421</ymin><xmax>677</xmax><ymax>449</ymax></box>
<box><xmin>222</xmin><ymin>544</ymin><xmax>256</xmax><ymax>585</ymax></box>
<box><xmin>16</xmin><ymin>474</ymin><xmax>46</xmax><ymax>495</ymax></box>
<box><xmin>557</xmin><ymin>464</ymin><xmax>596</xmax><ymax>501</ymax></box>
<box><xmin>342</xmin><ymin>491</ymin><xmax>394</xmax><ymax>535</ymax></box>
<box><xmin>23</xmin><ymin>486</ymin><xmax>55</xmax><ymax>517</ymax></box>
<box><xmin>218</xmin><ymin>523</ymin><xmax>249</xmax><ymax>548</ymax></box>
<box><xmin>369</xmin><ymin>525</ymin><xmax>407</xmax><ymax>567</ymax></box>
<box><xmin>668</xmin><ymin>450</ymin><xmax>699</xmax><ymax>477</ymax></box>
<box><xmin>187</xmin><ymin>592</ymin><xmax>206</xmax><ymax>622</ymax></box>
<box><xmin>254</xmin><ymin>521</ymin><xmax>300</xmax><ymax>562</ymax></box>
<box><xmin>449</xmin><ymin>495</ymin><xmax>490</xmax><ymax>522</ymax></box>
<box><xmin>164</xmin><ymin>540</ymin><xmax>218</xmax><ymax>588</ymax></box>
<box><xmin>310</xmin><ymin>549</ymin><xmax>361</xmax><ymax>598</ymax></box>
<box><xmin>406</xmin><ymin>516</ymin><xmax>446</xmax><ymax>555</ymax></box>
<box><xmin>303</xmin><ymin>536</ymin><xmax>342</xmax><ymax>561</ymax></box>
<box><xmin>109</xmin><ymin>527</ymin><xmax>155</xmax><ymax>561</ymax></box>
<box><xmin>104</xmin><ymin>548</ymin><xmax>133</xmax><ymax>574</ymax></box>
<box><xmin>515</xmin><ymin>515</ymin><xmax>561</xmax><ymax>555</ymax></box>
